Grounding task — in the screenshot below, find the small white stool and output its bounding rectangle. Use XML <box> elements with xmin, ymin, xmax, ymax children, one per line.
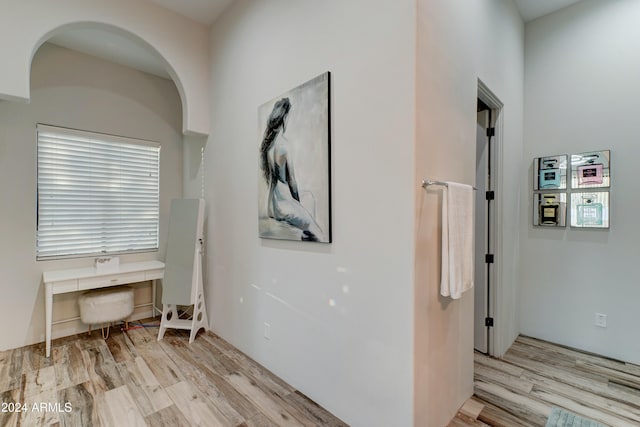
<box><xmin>78</xmin><ymin>286</ymin><xmax>134</xmax><ymax>338</ymax></box>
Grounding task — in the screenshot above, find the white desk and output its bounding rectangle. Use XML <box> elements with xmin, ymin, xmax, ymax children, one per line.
<box><xmin>42</xmin><ymin>260</ymin><xmax>164</xmax><ymax>357</ymax></box>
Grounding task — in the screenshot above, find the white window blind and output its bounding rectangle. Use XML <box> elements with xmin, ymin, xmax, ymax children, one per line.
<box><xmin>37</xmin><ymin>124</ymin><xmax>160</xmax><ymax>260</ymax></box>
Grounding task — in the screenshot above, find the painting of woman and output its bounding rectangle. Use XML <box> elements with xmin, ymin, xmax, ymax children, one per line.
<box><xmin>257</xmin><ymin>73</ymin><xmax>331</xmax><ymax>242</ymax></box>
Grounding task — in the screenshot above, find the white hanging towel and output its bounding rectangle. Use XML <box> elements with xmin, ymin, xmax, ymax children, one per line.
<box><xmin>440</xmin><ymin>182</ymin><xmax>474</xmax><ymax>299</ymax></box>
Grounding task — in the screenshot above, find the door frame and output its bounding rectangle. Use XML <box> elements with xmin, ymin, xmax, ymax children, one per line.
<box><xmin>477</xmin><ymin>79</ymin><xmax>505</xmax><ymax>357</ymax></box>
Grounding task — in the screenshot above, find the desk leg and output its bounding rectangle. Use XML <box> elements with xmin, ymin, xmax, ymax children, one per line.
<box><xmin>152</xmin><ymin>279</ymin><xmax>157</xmax><ymax>318</ymax></box>
<box><xmin>45</xmin><ymin>283</ymin><xmax>53</xmax><ymax>358</ymax></box>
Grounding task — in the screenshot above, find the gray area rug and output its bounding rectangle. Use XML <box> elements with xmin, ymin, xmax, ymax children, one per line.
<box><xmin>545</xmin><ymin>407</ymin><xmax>606</xmax><ymax>427</ymax></box>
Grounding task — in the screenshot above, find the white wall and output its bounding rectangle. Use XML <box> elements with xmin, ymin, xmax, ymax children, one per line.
<box><xmin>0</xmin><ymin>0</ymin><xmax>210</xmax><ymax>136</ymax></box>
<box><xmin>206</xmin><ymin>1</ymin><xmax>416</xmax><ymax>426</ymax></box>
<box><xmin>520</xmin><ymin>0</ymin><xmax>640</xmax><ymax>364</ymax></box>
<box><xmin>0</xmin><ymin>44</ymin><xmax>183</xmax><ymax>350</ymax></box>
<box><xmin>414</xmin><ymin>1</ymin><xmax>524</xmax><ymax>425</ymax></box>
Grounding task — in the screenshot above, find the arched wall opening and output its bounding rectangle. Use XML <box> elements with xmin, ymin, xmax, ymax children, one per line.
<box><xmin>32</xmin><ymin>22</ymin><xmax>190</xmax><ymax>136</ymax></box>
<box><xmin>0</xmin><ymin>6</ymin><xmax>210</xmax><ymax>136</ymax></box>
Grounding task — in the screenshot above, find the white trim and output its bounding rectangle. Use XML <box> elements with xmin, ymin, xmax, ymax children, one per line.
<box><xmin>477</xmin><ymin>80</ymin><xmax>507</xmax><ymax>357</ymax></box>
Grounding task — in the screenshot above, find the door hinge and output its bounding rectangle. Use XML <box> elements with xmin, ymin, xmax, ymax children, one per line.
<box><xmin>485</xmin><ymin>191</ymin><xmax>495</xmax><ymax>201</ymax></box>
<box><xmin>486</xmin><ymin>127</ymin><xmax>495</xmax><ymax>137</ymax></box>
<box><xmin>485</xmin><ymin>254</ymin><xmax>494</xmax><ymax>264</ymax></box>
<box><xmin>485</xmin><ymin>317</ymin><xmax>494</xmax><ymax>327</ymax></box>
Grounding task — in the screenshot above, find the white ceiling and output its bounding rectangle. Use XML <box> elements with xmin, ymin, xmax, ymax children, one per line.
<box><xmin>146</xmin><ymin>0</ymin><xmax>235</xmax><ymax>25</ymax></box>
<box><xmin>514</xmin><ymin>0</ymin><xmax>584</xmax><ymax>22</ymax></box>
<box><xmin>45</xmin><ymin>0</ymin><xmax>585</xmax><ymax>81</ymax></box>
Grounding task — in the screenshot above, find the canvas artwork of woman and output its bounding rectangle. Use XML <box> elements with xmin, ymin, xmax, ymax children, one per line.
<box><xmin>257</xmin><ymin>72</ymin><xmax>331</xmax><ymax>243</ymax></box>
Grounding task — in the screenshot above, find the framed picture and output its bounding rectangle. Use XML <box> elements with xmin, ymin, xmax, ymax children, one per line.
<box><xmin>571</xmin><ymin>150</ymin><xmax>610</xmax><ymax>189</ymax></box>
<box><xmin>257</xmin><ymin>72</ymin><xmax>331</xmax><ymax>243</ymax></box>
<box><xmin>570</xmin><ymin>191</ymin><xmax>610</xmax><ymax>229</ymax></box>
<box><xmin>533</xmin><ymin>154</ymin><xmax>567</xmax><ymax>190</ymax></box>
<box><xmin>533</xmin><ymin>193</ymin><xmax>567</xmax><ymax>227</ymax></box>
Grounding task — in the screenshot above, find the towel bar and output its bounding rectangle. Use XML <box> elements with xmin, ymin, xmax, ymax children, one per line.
<box><xmin>422</xmin><ymin>179</ymin><xmax>477</xmax><ymax>190</ymax></box>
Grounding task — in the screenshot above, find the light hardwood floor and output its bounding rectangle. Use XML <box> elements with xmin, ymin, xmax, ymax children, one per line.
<box><xmin>0</xmin><ymin>322</ymin><xmax>348</xmax><ymax>426</ymax></box>
<box><xmin>451</xmin><ymin>335</ymin><xmax>640</xmax><ymax>427</ymax></box>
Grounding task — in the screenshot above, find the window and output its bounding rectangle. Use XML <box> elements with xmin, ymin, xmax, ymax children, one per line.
<box><xmin>37</xmin><ymin>124</ymin><xmax>160</xmax><ymax>260</ymax></box>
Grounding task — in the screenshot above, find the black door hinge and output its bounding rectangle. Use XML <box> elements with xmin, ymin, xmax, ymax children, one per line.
<box><xmin>486</xmin><ymin>127</ymin><xmax>495</xmax><ymax>137</ymax></box>
<box><xmin>485</xmin><ymin>254</ymin><xmax>494</xmax><ymax>264</ymax></box>
<box><xmin>485</xmin><ymin>191</ymin><xmax>495</xmax><ymax>201</ymax></box>
<box><xmin>485</xmin><ymin>317</ymin><xmax>494</xmax><ymax>327</ymax></box>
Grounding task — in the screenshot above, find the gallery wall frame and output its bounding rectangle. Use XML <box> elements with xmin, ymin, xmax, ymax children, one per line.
<box><xmin>570</xmin><ymin>191</ymin><xmax>610</xmax><ymax>229</ymax></box>
<box><xmin>533</xmin><ymin>192</ymin><xmax>567</xmax><ymax>227</ymax></box>
<box><xmin>533</xmin><ymin>154</ymin><xmax>568</xmax><ymax>190</ymax></box>
<box><xmin>571</xmin><ymin>150</ymin><xmax>610</xmax><ymax>189</ymax></box>
<box><xmin>257</xmin><ymin>72</ymin><xmax>332</xmax><ymax>243</ymax></box>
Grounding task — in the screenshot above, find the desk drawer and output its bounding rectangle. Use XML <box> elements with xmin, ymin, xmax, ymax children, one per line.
<box><xmin>78</xmin><ymin>272</ymin><xmax>146</xmax><ymax>290</ymax></box>
<box><xmin>145</xmin><ymin>269</ymin><xmax>164</xmax><ymax>280</ymax></box>
<box><xmin>52</xmin><ymin>279</ymin><xmax>78</xmax><ymax>293</ymax></box>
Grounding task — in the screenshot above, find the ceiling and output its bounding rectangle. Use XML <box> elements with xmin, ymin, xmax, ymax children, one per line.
<box><xmin>514</xmin><ymin>0</ymin><xmax>584</xmax><ymax>22</ymax></box>
<box><xmin>146</xmin><ymin>0</ymin><xmax>235</xmax><ymax>25</ymax></box>
<box><xmin>45</xmin><ymin>0</ymin><xmax>585</xmax><ymax>80</ymax></box>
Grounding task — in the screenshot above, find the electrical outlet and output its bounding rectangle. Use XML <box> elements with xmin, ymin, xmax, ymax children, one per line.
<box><xmin>595</xmin><ymin>313</ymin><xmax>607</xmax><ymax>328</ymax></box>
<box><xmin>263</xmin><ymin>322</ymin><xmax>271</xmax><ymax>340</ymax></box>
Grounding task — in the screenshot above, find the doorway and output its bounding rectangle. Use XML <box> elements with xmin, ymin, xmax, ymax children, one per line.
<box><xmin>474</xmin><ymin>81</ymin><xmax>503</xmax><ymax>355</ymax></box>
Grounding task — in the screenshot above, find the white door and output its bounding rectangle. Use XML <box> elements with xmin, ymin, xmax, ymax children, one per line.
<box><xmin>474</xmin><ymin>108</ymin><xmax>490</xmax><ymax>353</ymax></box>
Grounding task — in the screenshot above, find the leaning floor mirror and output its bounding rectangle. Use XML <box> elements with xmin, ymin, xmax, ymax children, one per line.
<box><xmin>157</xmin><ymin>198</ymin><xmax>209</xmax><ymax>343</ymax></box>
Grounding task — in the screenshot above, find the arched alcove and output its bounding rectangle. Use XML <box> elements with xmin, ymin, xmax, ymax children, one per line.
<box><xmin>0</xmin><ymin>4</ymin><xmax>210</xmax><ymax>136</ymax></box>
<box><xmin>32</xmin><ymin>22</ymin><xmax>190</xmax><ymax>127</ymax></box>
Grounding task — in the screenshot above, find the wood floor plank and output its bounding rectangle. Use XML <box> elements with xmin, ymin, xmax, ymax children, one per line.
<box><xmin>607</xmin><ymin>381</ymin><xmax>640</xmax><ymax>407</ymax></box>
<box><xmin>165</xmin><ymin>380</ymin><xmax>231</xmax><ymax>426</ymax></box>
<box><xmin>475</xmin><ymin>398</ymin><xmax>537</xmax><ymax>427</ymax></box>
<box><xmin>82</xmin><ymin>344</ymin><xmax>125</xmax><ymax>394</ymax></box>
<box><xmin>19</xmin><ymin>388</ymin><xmax>62</xmax><ymax>427</ymax></box>
<box><xmin>144</xmin><ymin>404</ymin><xmax>192</xmax><ymax>427</ymax></box>
<box><xmin>503</xmin><ymin>349</ymin><xmax>610</xmax><ymax>388</ymax></box>
<box><xmin>105</xmin><ymin>331</ymin><xmax>138</xmax><ymax>363</ymax></box>
<box><xmin>518</xmin><ymin>335</ymin><xmax>640</xmax><ymax>378</ymax></box>
<box><xmin>124</xmin><ymin>329</ymin><xmax>185</xmax><ymax>387</ymax></box>
<box><xmin>523</xmin><ymin>368</ymin><xmax>640</xmax><ymax>422</ymax></box>
<box><xmin>22</xmin><ymin>343</ymin><xmax>52</xmax><ymax>373</ymax></box>
<box><xmin>225</xmin><ymin>371</ymin><xmax>305</xmax><ymax>427</ymax></box>
<box><xmin>576</xmin><ymin>359</ymin><xmax>640</xmax><ymax>390</ymax></box>
<box><xmin>23</xmin><ymin>365</ymin><xmax>56</xmax><ymax>399</ymax></box>
<box><xmin>474</xmin><ymin>352</ymin><xmax>525</xmax><ymax>377</ymax></box>
<box><xmin>246</xmin><ymin>412</ymin><xmax>280</xmax><ymax>427</ymax></box>
<box><xmin>448</xmin><ymin>412</ymin><xmax>490</xmax><ymax>427</ymax></box>
<box><xmin>283</xmin><ymin>391</ymin><xmax>349</xmax><ymax>427</ymax></box>
<box><xmin>57</xmin><ymin>381</ymin><xmax>100</xmax><ymax>427</ymax></box>
<box><xmin>0</xmin><ymin>388</ymin><xmax>22</xmax><ymax>427</ymax></box>
<box><xmin>474</xmin><ymin>363</ymin><xmax>534</xmax><ymax>394</ymax></box>
<box><xmin>156</xmin><ymin>333</ymin><xmax>253</xmax><ymax>423</ymax></box>
<box><xmin>201</xmin><ymin>332</ymin><xmax>296</xmax><ymax>396</ymax></box>
<box><xmin>101</xmin><ymin>385</ymin><xmax>146</xmax><ymax>427</ymax></box>
<box><xmin>53</xmin><ymin>341</ymin><xmax>90</xmax><ymax>390</ymax></box>
<box><xmin>459</xmin><ymin>397</ymin><xmax>485</xmax><ymax>419</ymax></box>
<box><xmin>117</xmin><ymin>356</ymin><xmax>173</xmax><ymax>417</ymax></box>
<box><xmin>474</xmin><ymin>378</ymin><xmax>551</xmax><ymax>426</ymax></box>
<box><xmin>0</xmin><ymin>348</ymin><xmax>24</xmax><ymax>393</ymax></box>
